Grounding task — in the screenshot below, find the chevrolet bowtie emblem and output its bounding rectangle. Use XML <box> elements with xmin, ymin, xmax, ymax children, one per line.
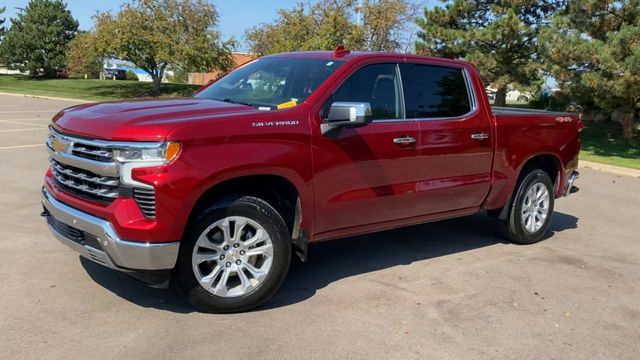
<box><xmin>52</xmin><ymin>137</ymin><xmax>69</xmax><ymax>153</ymax></box>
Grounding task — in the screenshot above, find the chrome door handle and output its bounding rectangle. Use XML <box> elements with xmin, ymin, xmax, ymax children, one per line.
<box><xmin>393</xmin><ymin>136</ymin><xmax>416</xmax><ymax>145</ymax></box>
<box><xmin>471</xmin><ymin>132</ymin><xmax>489</xmax><ymax>140</ymax></box>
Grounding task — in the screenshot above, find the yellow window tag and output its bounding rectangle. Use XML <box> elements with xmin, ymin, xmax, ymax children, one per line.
<box><xmin>276</xmin><ymin>100</ymin><xmax>297</xmax><ymax>109</ymax></box>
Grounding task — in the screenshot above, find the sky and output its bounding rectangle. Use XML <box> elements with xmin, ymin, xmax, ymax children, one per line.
<box><xmin>2</xmin><ymin>0</ymin><xmax>429</xmax><ymax>51</ymax></box>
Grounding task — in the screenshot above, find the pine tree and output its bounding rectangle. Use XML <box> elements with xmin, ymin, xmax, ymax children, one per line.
<box><xmin>541</xmin><ymin>0</ymin><xmax>640</xmax><ymax>139</ymax></box>
<box><xmin>0</xmin><ymin>0</ymin><xmax>78</xmax><ymax>77</ymax></box>
<box><xmin>415</xmin><ymin>0</ymin><xmax>564</xmax><ymax>106</ymax></box>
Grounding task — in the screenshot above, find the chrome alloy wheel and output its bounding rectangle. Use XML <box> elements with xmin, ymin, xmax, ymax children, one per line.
<box><xmin>191</xmin><ymin>216</ymin><xmax>274</xmax><ymax>298</ymax></box>
<box><xmin>521</xmin><ymin>182</ymin><xmax>550</xmax><ymax>233</ymax></box>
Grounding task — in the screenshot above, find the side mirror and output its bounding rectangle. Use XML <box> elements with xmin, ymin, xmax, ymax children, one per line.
<box><xmin>326</xmin><ymin>102</ymin><xmax>372</xmax><ymax>126</ymax></box>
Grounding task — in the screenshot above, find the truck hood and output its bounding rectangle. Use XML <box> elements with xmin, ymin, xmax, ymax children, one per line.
<box><xmin>52</xmin><ymin>98</ymin><xmax>259</xmax><ymax>141</ymax></box>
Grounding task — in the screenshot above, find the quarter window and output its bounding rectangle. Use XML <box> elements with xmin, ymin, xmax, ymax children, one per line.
<box><xmin>325</xmin><ymin>64</ymin><xmax>402</xmax><ymax>121</ymax></box>
<box><xmin>405</xmin><ymin>65</ymin><xmax>472</xmax><ymax>118</ymax></box>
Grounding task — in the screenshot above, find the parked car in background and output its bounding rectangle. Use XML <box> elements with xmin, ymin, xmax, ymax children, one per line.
<box><xmin>506</xmin><ymin>89</ymin><xmax>532</xmax><ymax>103</ymax></box>
<box><xmin>104</xmin><ymin>68</ymin><xmax>127</xmax><ymax>80</ymax></box>
<box><xmin>42</xmin><ymin>49</ymin><xmax>582</xmax><ymax>313</ymax></box>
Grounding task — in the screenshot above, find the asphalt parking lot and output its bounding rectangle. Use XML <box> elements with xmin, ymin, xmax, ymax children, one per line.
<box><xmin>0</xmin><ymin>94</ymin><xmax>639</xmax><ymax>359</ymax></box>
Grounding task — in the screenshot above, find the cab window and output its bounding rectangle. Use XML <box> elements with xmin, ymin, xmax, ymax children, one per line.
<box><xmin>404</xmin><ymin>64</ymin><xmax>472</xmax><ymax>118</ymax></box>
<box><xmin>325</xmin><ymin>63</ymin><xmax>403</xmax><ymax>121</ymax></box>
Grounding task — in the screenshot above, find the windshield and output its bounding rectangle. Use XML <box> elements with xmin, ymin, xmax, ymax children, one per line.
<box><xmin>194</xmin><ymin>57</ymin><xmax>345</xmax><ymax>110</ymax></box>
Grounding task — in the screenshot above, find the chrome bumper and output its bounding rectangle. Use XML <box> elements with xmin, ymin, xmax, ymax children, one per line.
<box><xmin>41</xmin><ymin>188</ymin><xmax>179</xmax><ymax>271</ymax></box>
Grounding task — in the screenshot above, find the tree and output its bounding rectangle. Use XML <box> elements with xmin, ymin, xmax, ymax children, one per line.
<box><xmin>0</xmin><ymin>0</ymin><xmax>78</xmax><ymax>77</ymax></box>
<box><xmin>358</xmin><ymin>0</ymin><xmax>420</xmax><ymax>52</ymax></box>
<box><xmin>415</xmin><ymin>1</ymin><xmax>565</xmax><ymax>106</ymax></box>
<box><xmin>93</xmin><ymin>0</ymin><xmax>235</xmax><ymax>94</ymax></box>
<box><xmin>66</xmin><ymin>31</ymin><xmax>103</xmax><ymax>78</ymax></box>
<box><xmin>541</xmin><ymin>0</ymin><xmax>640</xmax><ymax>139</ymax></box>
<box><xmin>0</xmin><ymin>6</ymin><xmax>6</xmax><ymax>40</ymax></box>
<box><xmin>245</xmin><ymin>0</ymin><xmax>417</xmax><ymax>56</ymax></box>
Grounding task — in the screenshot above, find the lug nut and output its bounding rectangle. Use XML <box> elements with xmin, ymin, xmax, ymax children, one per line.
<box><xmin>226</xmin><ymin>262</ymin><xmax>231</xmax><ymax>267</ymax></box>
<box><xmin>219</xmin><ymin>254</ymin><xmax>225</xmax><ymax>260</ymax></box>
<box><xmin>223</xmin><ymin>245</ymin><xmax>230</xmax><ymax>250</ymax></box>
<box><xmin>239</xmin><ymin>250</ymin><xmax>246</xmax><ymax>255</ymax></box>
<box><xmin>233</xmin><ymin>243</ymin><xmax>240</xmax><ymax>248</ymax></box>
<box><xmin>235</xmin><ymin>260</ymin><xmax>241</xmax><ymax>265</ymax></box>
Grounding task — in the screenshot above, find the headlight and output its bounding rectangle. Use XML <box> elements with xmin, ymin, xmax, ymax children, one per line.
<box><xmin>113</xmin><ymin>142</ymin><xmax>181</xmax><ymax>164</ymax></box>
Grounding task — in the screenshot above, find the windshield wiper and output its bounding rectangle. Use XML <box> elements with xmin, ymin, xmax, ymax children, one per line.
<box><xmin>221</xmin><ymin>98</ymin><xmax>254</xmax><ymax>107</ymax></box>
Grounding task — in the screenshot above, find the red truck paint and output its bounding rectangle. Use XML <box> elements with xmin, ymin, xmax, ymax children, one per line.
<box><xmin>45</xmin><ymin>51</ymin><xmax>581</xmax><ymax>248</ymax></box>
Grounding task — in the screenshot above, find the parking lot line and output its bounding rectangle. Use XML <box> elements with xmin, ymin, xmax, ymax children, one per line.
<box><xmin>0</xmin><ymin>110</ymin><xmax>58</xmax><ymax>114</ymax></box>
<box><xmin>0</xmin><ymin>120</ymin><xmax>48</xmax><ymax>127</ymax></box>
<box><xmin>0</xmin><ymin>128</ymin><xmax>49</xmax><ymax>133</ymax></box>
<box><xmin>0</xmin><ymin>143</ymin><xmax>44</xmax><ymax>150</ymax></box>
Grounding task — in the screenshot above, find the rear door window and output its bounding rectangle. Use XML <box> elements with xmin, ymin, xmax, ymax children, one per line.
<box><xmin>403</xmin><ymin>64</ymin><xmax>472</xmax><ymax>119</ymax></box>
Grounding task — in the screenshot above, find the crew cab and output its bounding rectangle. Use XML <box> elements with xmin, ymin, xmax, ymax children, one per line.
<box><xmin>42</xmin><ymin>49</ymin><xmax>581</xmax><ymax>313</ymax></box>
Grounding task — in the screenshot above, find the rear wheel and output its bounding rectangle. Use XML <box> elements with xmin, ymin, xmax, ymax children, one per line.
<box><xmin>498</xmin><ymin>169</ymin><xmax>554</xmax><ymax>244</ymax></box>
<box><xmin>176</xmin><ymin>196</ymin><xmax>291</xmax><ymax>313</ymax></box>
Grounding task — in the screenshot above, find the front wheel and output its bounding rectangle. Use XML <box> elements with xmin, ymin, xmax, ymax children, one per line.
<box><xmin>498</xmin><ymin>170</ymin><xmax>555</xmax><ymax>244</ymax></box>
<box><xmin>176</xmin><ymin>196</ymin><xmax>291</xmax><ymax>313</ymax></box>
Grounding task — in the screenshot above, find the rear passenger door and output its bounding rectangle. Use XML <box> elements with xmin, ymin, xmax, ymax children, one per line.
<box><xmin>401</xmin><ymin>62</ymin><xmax>493</xmax><ymax>214</ymax></box>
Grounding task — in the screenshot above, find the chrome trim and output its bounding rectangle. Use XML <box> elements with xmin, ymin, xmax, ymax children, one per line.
<box><xmin>393</xmin><ymin>136</ymin><xmax>416</xmax><ymax>144</ymax></box>
<box><xmin>49</xmin><ymin>126</ymin><xmax>163</xmax><ymax>149</ymax></box>
<box><xmin>470</xmin><ymin>132</ymin><xmax>489</xmax><ymax>140</ymax></box>
<box><xmin>564</xmin><ymin>171</ymin><xmax>580</xmax><ymax>196</ymax></box>
<box><xmin>42</xmin><ymin>188</ymin><xmax>179</xmax><ymax>271</ymax></box>
<box><xmin>47</xmin><ymin>145</ymin><xmax>118</xmax><ymax>177</ymax></box>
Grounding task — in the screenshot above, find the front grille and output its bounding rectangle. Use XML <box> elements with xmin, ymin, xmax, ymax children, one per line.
<box><xmin>71</xmin><ymin>143</ymin><xmax>114</xmax><ymax>162</ymax></box>
<box><xmin>133</xmin><ymin>188</ymin><xmax>156</xmax><ymax>219</ymax></box>
<box><xmin>50</xmin><ymin>158</ymin><xmax>119</xmax><ymax>202</ymax></box>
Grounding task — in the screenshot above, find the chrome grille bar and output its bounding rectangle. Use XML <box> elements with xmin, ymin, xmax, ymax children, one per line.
<box><xmin>50</xmin><ymin>158</ymin><xmax>119</xmax><ymax>200</ymax></box>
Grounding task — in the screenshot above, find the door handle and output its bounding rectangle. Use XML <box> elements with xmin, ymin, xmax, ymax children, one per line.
<box><xmin>393</xmin><ymin>136</ymin><xmax>416</xmax><ymax>145</ymax></box>
<box><xmin>471</xmin><ymin>132</ymin><xmax>489</xmax><ymax>140</ymax></box>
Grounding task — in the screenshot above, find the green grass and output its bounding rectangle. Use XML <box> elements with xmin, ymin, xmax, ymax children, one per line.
<box><xmin>580</xmin><ymin>121</ymin><xmax>640</xmax><ymax>170</ymax></box>
<box><xmin>0</xmin><ymin>74</ymin><xmax>200</xmax><ymax>101</ymax></box>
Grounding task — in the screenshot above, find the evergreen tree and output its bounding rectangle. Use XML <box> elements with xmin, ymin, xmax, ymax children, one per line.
<box><xmin>415</xmin><ymin>0</ymin><xmax>564</xmax><ymax>106</ymax></box>
<box><xmin>0</xmin><ymin>7</ymin><xmax>6</xmax><ymax>40</ymax></box>
<box><xmin>541</xmin><ymin>0</ymin><xmax>640</xmax><ymax>139</ymax></box>
<box><xmin>0</xmin><ymin>0</ymin><xmax>78</xmax><ymax>77</ymax></box>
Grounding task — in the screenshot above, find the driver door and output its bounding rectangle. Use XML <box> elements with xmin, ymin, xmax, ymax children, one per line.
<box><xmin>311</xmin><ymin>63</ymin><xmax>422</xmax><ymax>235</ymax></box>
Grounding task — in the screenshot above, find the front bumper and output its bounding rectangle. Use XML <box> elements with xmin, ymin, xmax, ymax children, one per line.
<box><xmin>42</xmin><ymin>188</ymin><xmax>179</xmax><ymax>271</ymax></box>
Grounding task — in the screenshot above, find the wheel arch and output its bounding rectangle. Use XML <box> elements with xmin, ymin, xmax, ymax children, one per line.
<box><xmin>492</xmin><ymin>152</ymin><xmax>563</xmax><ymax>220</ymax></box>
<box><xmin>184</xmin><ymin>172</ymin><xmax>310</xmax><ymax>260</ymax></box>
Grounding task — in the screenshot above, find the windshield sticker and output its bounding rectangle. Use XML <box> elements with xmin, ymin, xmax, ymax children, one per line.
<box><xmin>276</xmin><ymin>100</ymin><xmax>298</xmax><ymax>110</ymax></box>
<box><xmin>252</xmin><ymin>120</ymin><xmax>300</xmax><ymax>128</ymax></box>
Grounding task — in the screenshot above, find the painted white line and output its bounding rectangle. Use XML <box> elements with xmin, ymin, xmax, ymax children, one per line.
<box><xmin>0</xmin><ymin>143</ymin><xmax>44</xmax><ymax>150</ymax></box>
<box><xmin>0</xmin><ymin>127</ymin><xmax>49</xmax><ymax>133</ymax></box>
<box><xmin>0</xmin><ymin>120</ymin><xmax>48</xmax><ymax>127</ymax></box>
<box><xmin>0</xmin><ymin>111</ymin><xmax>57</xmax><ymax>114</ymax></box>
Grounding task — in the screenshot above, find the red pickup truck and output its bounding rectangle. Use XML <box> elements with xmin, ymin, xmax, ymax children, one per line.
<box><xmin>42</xmin><ymin>49</ymin><xmax>581</xmax><ymax>312</ymax></box>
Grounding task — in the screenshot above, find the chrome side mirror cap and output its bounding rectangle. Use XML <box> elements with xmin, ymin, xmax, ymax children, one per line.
<box><xmin>321</xmin><ymin>102</ymin><xmax>372</xmax><ymax>136</ymax></box>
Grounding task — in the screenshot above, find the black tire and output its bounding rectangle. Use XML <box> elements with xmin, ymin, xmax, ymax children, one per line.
<box><xmin>175</xmin><ymin>196</ymin><xmax>291</xmax><ymax>313</ymax></box>
<box><xmin>498</xmin><ymin>169</ymin><xmax>555</xmax><ymax>244</ymax></box>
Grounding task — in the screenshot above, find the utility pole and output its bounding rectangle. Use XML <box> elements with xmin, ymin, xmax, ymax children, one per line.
<box><xmin>356</xmin><ymin>0</ymin><xmax>363</xmax><ymax>26</ymax></box>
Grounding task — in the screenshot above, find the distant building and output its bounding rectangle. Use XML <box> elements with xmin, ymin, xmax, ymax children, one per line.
<box><xmin>188</xmin><ymin>52</ymin><xmax>256</xmax><ymax>85</ymax></box>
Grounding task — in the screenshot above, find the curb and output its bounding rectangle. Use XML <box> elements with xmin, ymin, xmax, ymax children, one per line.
<box><xmin>0</xmin><ymin>92</ymin><xmax>93</xmax><ymax>103</ymax></box>
<box><xmin>580</xmin><ymin>160</ymin><xmax>640</xmax><ymax>178</ymax></box>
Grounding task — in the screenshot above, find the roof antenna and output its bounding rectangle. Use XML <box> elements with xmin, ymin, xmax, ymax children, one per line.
<box><xmin>333</xmin><ymin>45</ymin><xmax>350</xmax><ymax>58</ymax></box>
